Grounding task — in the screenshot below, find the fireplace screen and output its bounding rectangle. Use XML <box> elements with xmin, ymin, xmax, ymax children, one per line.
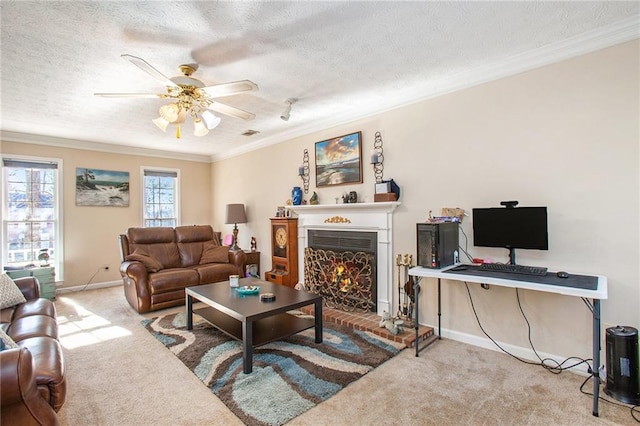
<box><xmin>304</xmin><ymin>247</ymin><xmax>374</xmax><ymax>312</ymax></box>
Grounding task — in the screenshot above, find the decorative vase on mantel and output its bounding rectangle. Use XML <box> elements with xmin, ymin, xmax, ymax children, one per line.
<box><xmin>292</xmin><ymin>186</ymin><xmax>302</xmax><ymax>206</ymax></box>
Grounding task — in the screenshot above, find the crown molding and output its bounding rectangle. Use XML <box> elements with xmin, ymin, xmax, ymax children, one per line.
<box><xmin>214</xmin><ymin>15</ymin><xmax>640</xmax><ymax>162</ymax></box>
<box><xmin>1</xmin><ymin>131</ymin><xmax>212</xmax><ymax>163</ymax></box>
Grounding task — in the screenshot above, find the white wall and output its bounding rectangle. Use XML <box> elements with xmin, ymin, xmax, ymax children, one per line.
<box><xmin>212</xmin><ymin>40</ymin><xmax>639</xmax><ymax>360</ymax></box>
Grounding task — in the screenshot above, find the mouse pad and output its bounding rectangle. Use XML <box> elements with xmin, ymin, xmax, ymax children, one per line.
<box><xmin>446</xmin><ymin>265</ymin><xmax>598</xmax><ymax>290</ymax></box>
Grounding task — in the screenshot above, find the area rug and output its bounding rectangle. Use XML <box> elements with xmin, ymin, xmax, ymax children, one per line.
<box><xmin>142</xmin><ymin>311</ymin><xmax>404</xmax><ymax>426</ymax></box>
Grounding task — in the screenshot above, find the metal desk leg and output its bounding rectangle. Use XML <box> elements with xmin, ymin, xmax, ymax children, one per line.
<box><xmin>592</xmin><ymin>298</ymin><xmax>601</xmax><ymax>417</ymax></box>
<box><xmin>415</xmin><ymin>277</ymin><xmax>420</xmax><ymax>357</ymax></box>
<box><xmin>438</xmin><ymin>278</ymin><xmax>442</xmax><ymax>339</ymax></box>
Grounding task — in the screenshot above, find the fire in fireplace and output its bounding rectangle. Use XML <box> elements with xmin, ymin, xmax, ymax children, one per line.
<box><xmin>304</xmin><ymin>230</ymin><xmax>377</xmax><ymax>312</ymax></box>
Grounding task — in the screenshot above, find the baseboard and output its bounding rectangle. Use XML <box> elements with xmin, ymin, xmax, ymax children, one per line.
<box><xmin>56</xmin><ymin>280</ymin><xmax>121</xmax><ymax>294</ymax></box>
<box><xmin>430</xmin><ymin>325</ymin><xmax>592</xmax><ymax>378</ymax></box>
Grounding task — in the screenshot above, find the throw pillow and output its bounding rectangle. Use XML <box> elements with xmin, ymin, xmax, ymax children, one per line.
<box><xmin>0</xmin><ymin>273</ymin><xmax>27</xmax><ymax>309</ymax></box>
<box><xmin>0</xmin><ymin>328</ymin><xmax>18</xmax><ymax>351</ymax></box>
<box><xmin>125</xmin><ymin>249</ymin><xmax>163</xmax><ymax>273</ymax></box>
<box><xmin>200</xmin><ymin>242</ymin><xmax>230</xmax><ymax>264</ymax></box>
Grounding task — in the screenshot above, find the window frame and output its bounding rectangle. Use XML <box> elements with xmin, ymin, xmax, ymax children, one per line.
<box><xmin>1</xmin><ymin>154</ymin><xmax>64</xmax><ymax>280</ymax></box>
<box><xmin>140</xmin><ymin>166</ymin><xmax>181</xmax><ymax>228</ymax></box>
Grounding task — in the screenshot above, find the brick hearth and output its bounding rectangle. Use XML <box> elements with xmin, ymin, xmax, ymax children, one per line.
<box><xmin>300</xmin><ymin>306</ymin><xmax>435</xmax><ymax>348</ymax></box>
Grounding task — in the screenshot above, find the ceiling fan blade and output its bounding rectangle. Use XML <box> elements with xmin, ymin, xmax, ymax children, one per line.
<box><xmin>199</xmin><ymin>80</ymin><xmax>258</xmax><ymax>98</ymax></box>
<box><xmin>208</xmin><ymin>101</ymin><xmax>255</xmax><ymax>120</ymax></box>
<box><xmin>121</xmin><ymin>54</ymin><xmax>179</xmax><ymax>88</ymax></box>
<box><xmin>94</xmin><ymin>93</ymin><xmax>165</xmax><ymax>98</ymax></box>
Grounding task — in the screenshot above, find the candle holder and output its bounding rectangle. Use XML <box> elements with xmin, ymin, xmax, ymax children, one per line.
<box><xmin>298</xmin><ymin>149</ymin><xmax>310</xmax><ymax>194</ymax></box>
<box><xmin>370</xmin><ymin>131</ymin><xmax>384</xmax><ymax>184</ymax></box>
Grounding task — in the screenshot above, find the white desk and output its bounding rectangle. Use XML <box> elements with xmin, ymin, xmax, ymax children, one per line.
<box><xmin>409</xmin><ymin>264</ymin><xmax>607</xmax><ymax>417</ymax></box>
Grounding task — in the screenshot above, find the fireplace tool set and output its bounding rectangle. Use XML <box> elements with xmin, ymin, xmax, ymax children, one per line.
<box><xmin>396</xmin><ymin>254</ymin><xmax>418</xmax><ymax>328</ymax></box>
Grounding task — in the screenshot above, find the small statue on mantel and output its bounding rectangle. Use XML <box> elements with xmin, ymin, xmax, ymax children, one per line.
<box><xmin>310</xmin><ymin>192</ymin><xmax>319</xmax><ymax>205</ymax></box>
<box><xmin>250</xmin><ymin>236</ymin><xmax>257</xmax><ymax>252</ymax></box>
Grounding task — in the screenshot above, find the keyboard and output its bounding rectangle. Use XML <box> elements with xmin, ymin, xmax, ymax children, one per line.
<box><xmin>479</xmin><ymin>263</ymin><xmax>548</xmax><ymax>276</ymax></box>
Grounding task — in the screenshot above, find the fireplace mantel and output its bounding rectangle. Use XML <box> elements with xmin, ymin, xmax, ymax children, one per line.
<box><xmin>286</xmin><ymin>201</ymin><xmax>401</xmax><ymax>316</ymax></box>
<box><xmin>286</xmin><ymin>202</ymin><xmax>400</xmax><ymax>215</ymax></box>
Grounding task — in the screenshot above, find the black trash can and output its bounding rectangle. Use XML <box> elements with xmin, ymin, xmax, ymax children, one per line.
<box><xmin>604</xmin><ymin>326</ymin><xmax>640</xmax><ymax>405</ymax></box>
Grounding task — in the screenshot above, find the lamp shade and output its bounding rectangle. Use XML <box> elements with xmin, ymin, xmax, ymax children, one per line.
<box><xmin>152</xmin><ymin>116</ymin><xmax>170</xmax><ymax>132</ymax></box>
<box><xmin>225</xmin><ymin>203</ymin><xmax>247</xmax><ymax>224</ymax></box>
<box><xmin>201</xmin><ymin>110</ymin><xmax>221</xmax><ymax>130</ymax></box>
<box><xmin>193</xmin><ymin>118</ymin><xmax>209</xmax><ymax>137</ymax></box>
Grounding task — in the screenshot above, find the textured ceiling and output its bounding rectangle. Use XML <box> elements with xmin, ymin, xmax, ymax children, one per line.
<box><xmin>1</xmin><ymin>1</ymin><xmax>638</xmax><ymax>161</ymax></box>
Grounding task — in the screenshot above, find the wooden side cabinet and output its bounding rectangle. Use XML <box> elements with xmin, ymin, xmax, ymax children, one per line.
<box><xmin>244</xmin><ymin>251</ymin><xmax>260</xmax><ymax>278</ymax></box>
<box><xmin>6</xmin><ymin>266</ymin><xmax>56</xmax><ymax>300</ymax></box>
<box><xmin>266</xmin><ymin>218</ymin><xmax>298</xmax><ymax>288</ymax></box>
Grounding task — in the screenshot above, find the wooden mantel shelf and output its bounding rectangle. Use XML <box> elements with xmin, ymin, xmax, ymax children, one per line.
<box><xmin>286</xmin><ymin>201</ymin><xmax>401</xmax><ymax>215</ymax></box>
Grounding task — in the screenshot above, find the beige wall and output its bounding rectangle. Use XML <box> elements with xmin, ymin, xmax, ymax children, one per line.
<box><xmin>1</xmin><ymin>143</ymin><xmax>212</xmax><ymax>288</ymax></box>
<box><xmin>212</xmin><ymin>40</ymin><xmax>639</xmax><ymax>359</ymax></box>
<box><xmin>1</xmin><ymin>40</ymin><xmax>636</xmax><ymax>360</ymax></box>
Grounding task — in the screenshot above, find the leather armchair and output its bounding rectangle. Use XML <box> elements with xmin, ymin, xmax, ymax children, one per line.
<box><xmin>1</xmin><ymin>347</ymin><xmax>61</xmax><ymax>426</ymax></box>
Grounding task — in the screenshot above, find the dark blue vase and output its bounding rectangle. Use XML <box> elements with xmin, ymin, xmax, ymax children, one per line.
<box><xmin>292</xmin><ymin>186</ymin><xmax>302</xmax><ymax>205</ymax></box>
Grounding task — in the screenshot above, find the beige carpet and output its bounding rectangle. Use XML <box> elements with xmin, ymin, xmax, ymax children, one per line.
<box><xmin>55</xmin><ymin>286</ymin><xmax>635</xmax><ymax>425</ymax></box>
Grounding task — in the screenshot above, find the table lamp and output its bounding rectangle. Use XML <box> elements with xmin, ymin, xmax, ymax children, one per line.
<box><xmin>225</xmin><ymin>203</ymin><xmax>247</xmax><ymax>251</ymax></box>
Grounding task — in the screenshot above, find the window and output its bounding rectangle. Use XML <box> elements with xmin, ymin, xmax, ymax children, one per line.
<box><xmin>142</xmin><ymin>168</ymin><xmax>180</xmax><ymax>227</ymax></box>
<box><xmin>2</xmin><ymin>157</ymin><xmax>63</xmax><ymax>277</ymax></box>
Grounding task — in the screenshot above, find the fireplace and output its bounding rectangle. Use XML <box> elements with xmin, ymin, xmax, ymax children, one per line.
<box><xmin>305</xmin><ymin>230</ymin><xmax>377</xmax><ymax>312</ymax></box>
<box><xmin>285</xmin><ymin>202</ymin><xmax>400</xmax><ymax>316</ymax></box>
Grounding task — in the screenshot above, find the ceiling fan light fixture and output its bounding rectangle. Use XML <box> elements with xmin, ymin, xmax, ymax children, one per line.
<box><xmin>159</xmin><ymin>103</ymin><xmax>180</xmax><ymax>122</ymax></box>
<box><xmin>152</xmin><ymin>116</ymin><xmax>170</xmax><ymax>132</ymax></box>
<box><xmin>174</xmin><ymin>108</ymin><xmax>187</xmax><ymax>124</ymax></box>
<box><xmin>201</xmin><ymin>110</ymin><xmax>221</xmax><ymax>130</ymax></box>
<box><xmin>193</xmin><ymin>118</ymin><xmax>209</xmax><ymax>137</ymax></box>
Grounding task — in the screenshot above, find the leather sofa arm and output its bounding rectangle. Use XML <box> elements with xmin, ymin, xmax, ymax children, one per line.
<box><xmin>120</xmin><ymin>261</ymin><xmax>152</xmax><ymax>313</ymax></box>
<box><xmin>120</xmin><ymin>260</ymin><xmax>148</xmax><ymax>278</ymax></box>
<box><xmin>229</xmin><ymin>250</ymin><xmax>247</xmax><ymax>276</ymax></box>
<box><xmin>0</xmin><ymin>348</ymin><xmax>60</xmax><ymax>425</ymax></box>
<box><xmin>13</xmin><ymin>276</ymin><xmax>40</xmax><ymax>301</ymax></box>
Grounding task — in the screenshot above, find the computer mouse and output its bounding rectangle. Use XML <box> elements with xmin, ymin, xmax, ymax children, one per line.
<box><xmin>557</xmin><ymin>271</ymin><xmax>569</xmax><ymax>278</ymax></box>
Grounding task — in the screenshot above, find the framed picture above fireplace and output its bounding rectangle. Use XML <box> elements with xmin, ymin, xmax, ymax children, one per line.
<box><xmin>315</xmin><ymin>131</ymin><xmax>363</xmax><ymax>187</ymax></box>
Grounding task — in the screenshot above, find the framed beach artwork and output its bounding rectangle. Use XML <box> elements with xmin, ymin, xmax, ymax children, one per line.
<box><xmin>76</xmin><ymin>168</ymin><xmax>130</xmax><ymax>207</ymax></box>
<box><xmin>315</xmin><ymin>131</ymin><xmax>363</xmax><ymax>187</ymax></box>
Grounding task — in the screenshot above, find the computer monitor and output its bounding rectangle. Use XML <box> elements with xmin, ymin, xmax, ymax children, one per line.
<box><xmin>472</xmin><ymin>206</ymin><xmax>548</xmax><ymax>264</ymax></box>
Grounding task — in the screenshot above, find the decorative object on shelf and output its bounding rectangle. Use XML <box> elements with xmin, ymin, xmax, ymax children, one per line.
<box><xmin>298</xmin><ymin>149</ymin><xmax>310</xmax><ymax>194</ymax></box>
<box><xmin>95</xmin><ymin>54</ymin><xmax>258</xmax><ymax>138</ymax></box>
<box><xmin>342</xmin><ymin>191</ymin><xmax>358</xmax><ymax>204</ymax></box>
<box><xmin>280</xmin><ymin>98</ymin><xmax>297</xmax><ymax>121</ymax></box>
<box><xmin>374</xmin><ymin>178</ymin><xmax>400</xmax><ymax>202</ymax></box>
<box><xmin>291</xmin><ymin>186</ymin><xmax>303</xmax><ymax>206</ymax></box>
<box><xmin>370</xmin><ymin>131</ymin><xmax>385</xmax><ymax>184</ymax></box>
<box><xmin>315</xmin><ymin>131</ymin><xmax>363</xmax><ymax>187</ymax></box>
<box><xmin>225</xmin><ymin>203</ymin><xmax>247</xmax><ymax>251</ymax></box>
<box><xmin>275</xmin><ymin>206</ymin><xmax>285</xmax><ymax>217</ymax></box>
<box><xmin>76</xmin><ymin>168</ymin><xmax>130</xmax><ymax>207</ymax></box>
<box><xmin>324</xmin><ymin>216</ymin><xmax>351</xmax><ymax>224</ymax></box>
<box><xmin>250</xmin><ymin>236</ymin><xmax>257</xmax><ymax>251</ymax></box>
<box><xmin>37</xmin><ymin>249</ymin><xmax>50</xmax><ymax>267</ymax></box>
<box><xmin>310</xmin><ymin>191</ymin><xmax>319</xmax><ymax>205</ymax></box>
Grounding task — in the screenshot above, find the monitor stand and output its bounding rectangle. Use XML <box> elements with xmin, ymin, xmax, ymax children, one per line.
<box><xmin>508</xmin><ymin>247</ymin><xmax>517</xmax><ymax>265</ymax></box>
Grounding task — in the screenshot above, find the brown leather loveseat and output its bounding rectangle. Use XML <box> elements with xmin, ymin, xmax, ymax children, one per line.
<box><xmin>119</xmin><ymin>225</ymin><xmax>246</xmax><ymax>313</ymax></box>
<box><xmin>1</xmin><ymin>276</ymin><xmax>66</xmax><ymax>425</ymax></box>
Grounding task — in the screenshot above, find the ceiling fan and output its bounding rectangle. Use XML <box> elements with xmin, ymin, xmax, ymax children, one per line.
<box><xmin>95</xmin><ymin>54</ymin><xmax>258</xmax><ymax>138</ymax></box>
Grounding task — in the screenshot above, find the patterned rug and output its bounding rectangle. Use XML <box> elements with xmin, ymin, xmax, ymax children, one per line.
<box><xmin>142</xmin><ymin>311</ymin><xmax>404</xmax><ymax>426</ymax></box>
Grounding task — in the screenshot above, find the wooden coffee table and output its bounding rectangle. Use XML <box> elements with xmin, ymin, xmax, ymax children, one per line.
<box><xmin>185</xmin><ymin>277</ymin><xmax>323</xmax><ymax>374</ymax></box>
